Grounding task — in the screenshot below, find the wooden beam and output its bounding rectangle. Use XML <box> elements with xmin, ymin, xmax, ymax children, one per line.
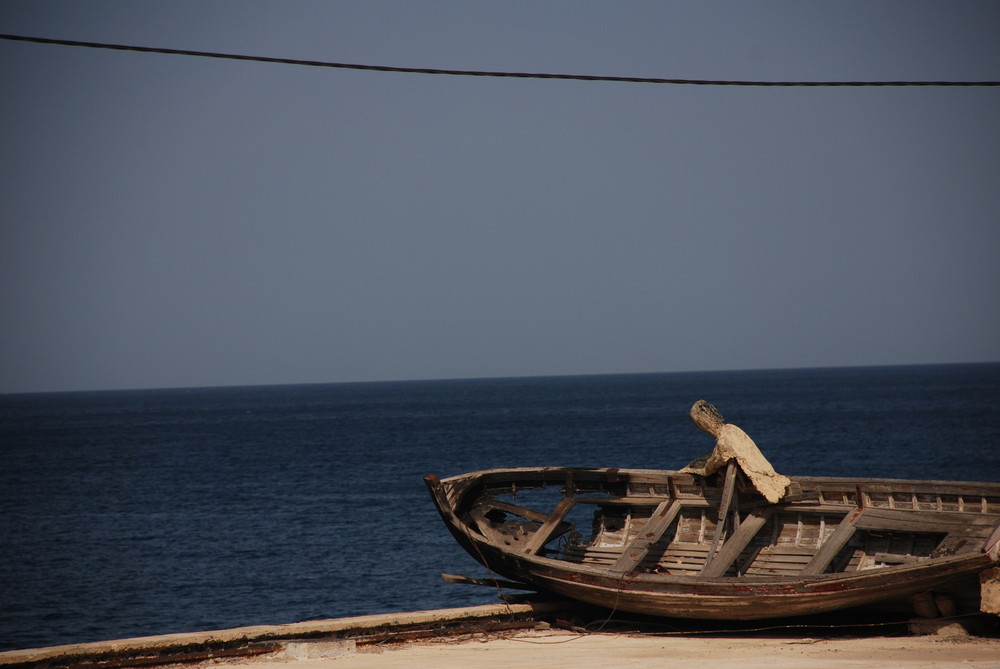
<box><xmin>985</xmin><ymin>524</ymin><xmax>1000</xmax><ymax>562</ymax></box>
<box><xmin>609</xmin><ymin>499</ymin><xmax>683</xmax><ymax>574</ymax></box>
<box><xmin>801</xmin><ymin>507</ymin><xmax>863</xmax><ymax>576</ymax></box>
<box><xmin>485</xmin><ymin>500</ymin><xmax>553</xmax><ymax>525</ymax></box>
<box><xmin>424</xmin><ymin>474</ymin><xmax>456</xmax><ymax>519</ymax></box>
<box><xmin>700</xmin><ymin>462</ymin><xmax>738</xmax><ymax>575</ymax></box>
<box><xmin>572</xmin><ymin>496</ymin><xmax>671</xmax><ymax>506</ymax></box>
<box><xmin>522</xmin><ymin>496</ymin><xmax>577</xmax><ymax>555</ymax></box>
<box><xmin>855</xmin><ymin>507</ymin><xmax>998</xmax><ymax>532</ymax></box>
<box><xmin>700</xmin><ymin>506</ymin><xmax>776</xmax><ymax>578</ymax></box>
<box><xmin>441</xmin><ymin>573</ymin><xmax>535</xmax><ymax>590</ymax></box>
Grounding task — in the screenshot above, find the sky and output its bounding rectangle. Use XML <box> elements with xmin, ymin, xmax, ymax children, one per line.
<box><xmin>1</xmin><ymin>2</ymin><xmax>999</xmax><ymax>393</ymax></box>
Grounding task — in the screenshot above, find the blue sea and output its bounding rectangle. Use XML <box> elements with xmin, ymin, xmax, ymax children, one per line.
<box><xmin>2</xmin><ymin>364</ymin><xmax>999</xmax><ymax>651</ymax></box>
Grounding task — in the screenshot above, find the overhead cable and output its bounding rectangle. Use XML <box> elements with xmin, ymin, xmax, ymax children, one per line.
<box><xmin>2</xmin><ymin>33</ymin><xmax>999</xmax><ymax>87</ymax></box>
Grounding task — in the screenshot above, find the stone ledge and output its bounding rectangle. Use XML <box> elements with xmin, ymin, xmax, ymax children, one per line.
<box><xmin>0</xmin><ymin>601</ymin><xmax>567</xmax><ymax>668</ymax></box>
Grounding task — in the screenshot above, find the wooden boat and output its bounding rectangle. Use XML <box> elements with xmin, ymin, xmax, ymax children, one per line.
<box><xmin>425</xmin><ymin>466</ymin><xmax>1000</xmax><ymax>619</ymax></box>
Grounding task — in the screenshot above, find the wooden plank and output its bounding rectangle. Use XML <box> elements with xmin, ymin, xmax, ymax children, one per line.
<box><xmin>468</xmin><ymin>508</ymin><xmax>529</xmax><ymax>548</ymax></box>
<box><xmin>522</xmin><ymin>496</ymin><xmax>577</xmax><ymax>555</ymax></box>
<box><xmin>662</xmin><ymin>557</ymin><xmax>708</xmax><ymax>567</ymax></box>
<box><xmin>801</xmin><ymin>507</ymin><xmax>862</xmax><ymax>575</ymax></box>
<box><xmin>441</xmin><ymin>573</ymin><xmax>534</xmax><ymax>590</ymax></box>
<box><xmin>483</xmin><ymin>500</ymin><xmax>553</xmax><ymax>524</ymax></box>
<box><xmin>985</xmin><ymin>524</ymin><xmax>1000</xmax><ymax>561</ymax></box>
<box><xmin>700</xmin><ymin>506</ymin><xmax>776</xmax><ymax>578</ymax></box>
<box><xmin>609</xmin><ymin>499</ymin><xmax>682</xmax><ymax>574</ymax></box>
<box><xmin>761</xmin><ymin>544</ymin><xmax>822</xmax><ymax>555</ymax></box>
<box><xmin>563</xmin><ymin>545</ymin><xmax>625</xmax><ymax>565</ymax></box>
<box><xmin>660</xmin><ymin>543</ymin><xmax>710</xmax><ymax>574</ymax></box>
<box><xmin>700</xmin><ymin>462</ymin><xmax>738</xmax><ymax>576</ymax></box>
<box><xmin>856</xmin><ymin>507</ymin><xmax>999</xmax><ymax>532</ymax></box>
<box><xmin>869</xmin><ymin>552</ymin><xmax>924</xmax><ymax>565</ymax></box>
<box><xmin>572</xmin><ymin>495</ymin><xmax>664</xmax><ymax>506</ymax></box>
<box><xmin>572</xmin><ymin>495</ymin><xmax>709</xmax><ymax>508</ymax></box>
<box><xmin>580</xmin><ymin>546</ymin><xmax>627</xmax><ymax>554</ymax></box>
<box><xmin>753</xmin><ymin>552</ymin><xmax>815</xmax><ymax>564</ymax></box>
<box><xmin>748</xmin><ymin>560</ymin><xmax>813</xmax><ymax>573</ymax></box>
<box><xmin>663</xmin><ymin>547</ymin><xmax>712</xmax><ymax>557</ymax></box>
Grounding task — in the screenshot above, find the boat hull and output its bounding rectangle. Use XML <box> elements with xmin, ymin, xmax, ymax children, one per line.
<box><xmin>426</xmin><ymin>467</ymin><xmax>1000</xmax><ymax>620</ymax></box>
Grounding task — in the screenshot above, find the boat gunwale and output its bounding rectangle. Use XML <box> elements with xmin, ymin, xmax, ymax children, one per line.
<box><xmin>435</xmin><ymin>466</ymin><xmax>1000</xmax><ymax>491</ymax></box>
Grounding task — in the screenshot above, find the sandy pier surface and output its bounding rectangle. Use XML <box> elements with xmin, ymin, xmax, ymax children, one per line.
<box><xmin>214</xmin><ymin>630</ymin><xmax>1000</xmax><ymax>669</ymax></box>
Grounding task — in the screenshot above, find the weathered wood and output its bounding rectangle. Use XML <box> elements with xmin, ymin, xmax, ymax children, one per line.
<box><xmin>571</xmin><ymin>545</ymin><xmax>625</xmax><ymax>555</ymax></box>
<box><xmin>428</xmin><ymin>466</ymin><xmax>1000</xmax><ymax>621</ymax></box>
<box><xmin>441</xmin><ymin>573</ymin><xmax>535</xmax><ymax>590</ymax></box>
<box><xmin>752</xmin><ymin>551</ymin><xmax>816</xmax><ymax>564</ymax></box>
<box><xmin>572</xmin><ymin>484</ymin><xmax>713</xmax><ymax>507</ymax></box>
<box><xmin>985</xmin><ymin>524</ymin><xmax>1000</xmax><ymax>561</ymax></box>
<box><xmin>468</xmin><ymin>507</ymin><xmax>532</xmax><ymax>548</ymax></box>
<box><xmin>609</xmin><ymin>499</ymin><xmax>682</xmax><ymax>574</ymax></box>
<box><xmin>522</xmin><ymin>496</ymin><xmax>577</xmax><ymax>555</ymax></box>
<box><xmin>659</xmin><ymin>543</ymin><xmax>712</xmax><ymax>573</ymax></box>
<box><xmin>700</xmin><ymin>507</ymin><xmax>776</xmax><ymax>577</ymax></box>
<box><xmin>856</xmin><ymin>507</ymin><xmax>998</xmax><ymax>533</ymax></box>
<box><xmin>482</xmin><ymin>500</ymin><xmax>552</xmax><ymax>524</ymax></box>
<box><xmin>700</xmin><ymin>462</ymin><xmax>738</xmax><ymax>575</ymax></box>
<box><xmin>660</xmin><ymin>544</ymin><xmax>712</xmax><ymax>557</ymax></box>
<box><xmin>869</xmin><ymin>552</ymin><xmax>925</xmax><ymax>565</ymax></box>
<box><xmin>573</xmin><ymin>495</ymin><xmax>679</xmax><ymax>506</ymax></box>
<box><xmin>801</xmin><ymin>507</ymin><xmax>863</xmax><ymax>575</ymax></box>
<box><xmin>744</xmin><ymin>548</ymin><xmax>816</xmax><ymax>575</ymax></box>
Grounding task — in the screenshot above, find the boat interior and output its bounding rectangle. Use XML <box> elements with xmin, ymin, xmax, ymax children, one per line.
<box><xmin>459</xmin><ymin>469</ymin><xmax>1000</xmax><ymax>580</ymax></box>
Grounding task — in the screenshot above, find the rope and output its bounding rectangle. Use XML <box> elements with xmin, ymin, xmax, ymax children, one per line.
<box><xmin>3</xmin><ymin>33</ymin><xmax>999</xmax><ymax>87</ymax></box>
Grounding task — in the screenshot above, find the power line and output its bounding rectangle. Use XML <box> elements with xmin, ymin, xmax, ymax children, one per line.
<box><xmin>3</xmin><ymin>33</ymin><xmax>999</xmax><ymax>87</ymax></box>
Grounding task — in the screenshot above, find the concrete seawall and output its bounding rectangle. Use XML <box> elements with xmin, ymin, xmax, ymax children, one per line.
<box><xmin>0</xmin><ymin>601</ymin><xmax>565</xmax><ymax>668</ymax></box>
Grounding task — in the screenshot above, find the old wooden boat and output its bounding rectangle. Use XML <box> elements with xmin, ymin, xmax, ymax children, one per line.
<box><xmin>425</xmin><ymin>466</ymin><xmax>1000</xmax><ymax>619</ymax></box>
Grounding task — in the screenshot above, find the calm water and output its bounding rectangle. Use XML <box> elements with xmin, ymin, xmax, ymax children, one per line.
<box><xmin>2</xmin><ymin>364</ymin><xmax>999</xmax><ymax>651</ymax></box>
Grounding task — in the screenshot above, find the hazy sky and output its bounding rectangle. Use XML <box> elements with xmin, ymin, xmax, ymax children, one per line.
<box><xmin>2</xmin><ymin>2</ymin><xmax>998</xmax><ymax>393</ymax></box>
